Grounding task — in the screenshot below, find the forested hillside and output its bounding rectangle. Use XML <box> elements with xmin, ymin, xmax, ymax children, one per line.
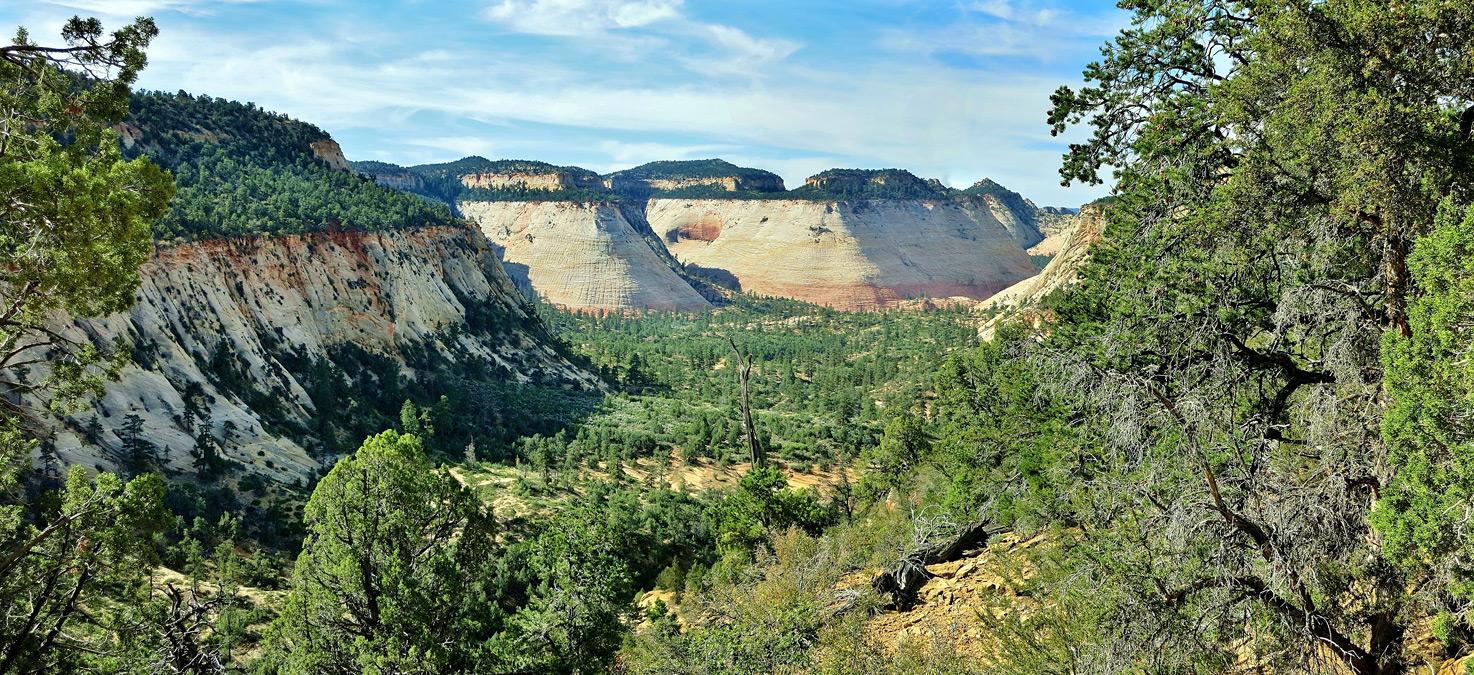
<box><xmin>127</xmin><ymin>92</ymin><xmax>457</xmax><ymax>240</ymax></box>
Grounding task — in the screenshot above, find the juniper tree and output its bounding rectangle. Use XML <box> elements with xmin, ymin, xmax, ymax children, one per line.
<box><xmin>0</xmin><ymin>17</ymin><xmax>172</xmax><ymax>425</ymax></box>
<box><xmin>266</xmin><ymin>431</ymin><xmax>503</xmax><ymax>675</ymax></box>
<box><xmin>1020</xmin><ymin>1</ymin><xmax>1474</xmax><ymax>673</ymax></box>
<box><xmin>0</xmin><ymin>17</ymin><xmax>176</xmax><ymax>675</ymax></box>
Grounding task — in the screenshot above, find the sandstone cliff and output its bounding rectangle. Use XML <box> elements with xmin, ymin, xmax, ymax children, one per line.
<box><xmin>605</xmin><ymin>160</ymin><xmax>786</xmax><ymax>198</ymax></box>
<box><xmin>644</xmin><ymin>198</ymin><xmax>1038</xmax><ymax>311</ymax></box>
<box><xmin>607</xmin><ymin>174</ymin><xmax>786</xmax><ymax>195</ymax></box>
<box><xmin>461</xmin><ymin>170</ymin><xmax>604</xmax><ymax>191</ymax></box>
<box><xmin>33</xmin><ymin>225</ymin><xmax>594</xmax><ymax>481</ymax></box>
<box><xmin>309</xmin><ymin>139</ymin><xmax>351</xmax><ymax>172</ymax></box>
<box><xmin>459</xmin><ymin>201</ymin><xmax>711</xmax><ymax>312</ymax></box>
<box><xmin>978</xmin><ymin>204</ymin><xmax>1107</xmax><ymax>339</ymax></box>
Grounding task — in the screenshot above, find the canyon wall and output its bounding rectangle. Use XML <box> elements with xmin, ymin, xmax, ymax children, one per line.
<box><xmin>606</xmin><ymin>174</ymin><xmax>786</xmax><ymax>194</ymax></box>
<box><xmin>459</xmin><ymin>200</ymin><xmax>712</xmax><ymax>312</ymax></box>
<box><xmin>645</xmin><ymin>198</ymin><xmax>1038</xmax><ymax>311</ymax></box>
<box><xmin>32</xmin><ymin>225</ymin><xmax>593</xmax><ymax>481</ymax></box>
<box><xmin>461</xmin><ymin>171</ymin><xmax>604</xmax><ymax>191</ymax></box>
<box><xmin>978</xmin><ymin>204</ymin><xmax>1107</xmax><ymax>339</ymax></box>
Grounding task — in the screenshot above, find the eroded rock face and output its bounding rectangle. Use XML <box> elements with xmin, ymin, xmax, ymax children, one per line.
<box><xmin>366</xmin><ymin>169</ymin><xmax>428</xmax><ymax>194</ymax></box>
<box><xmin>978</xmin><ymin>204</ymin><xmax>1106</xmax><ymax>339</ymax></box>
<box><xmin>645</xmin><ymin>198</ymin><xmax>1038</xmax><ymax>311</ymax></box>
<box><xmin>1026</xmin><ymin>207</ymin><xmax>1081</xmax><ymax>256</ymax></box>
<box><xmin>309</xmin><ymin>139</ymin><xmax>351</xmax><ymax>172</ymax></box>
<box><xmin>32</xmin><ymin>226</ymin><xmax>593</xmax><ymax>481</ymax></box>
<box><xmin>606</xmin><ymin>175</ymin><xmax>786</xmax><ymax>194</ymax></box>
<box><xmin>461</xmin><ymin>172</ymin><xmax>604</xmax><ymax>191</ymax></box>
<box><xmin>459</xmin><ymin>201</ymin><xmax>711</xmax><ymax>312</ymax></box>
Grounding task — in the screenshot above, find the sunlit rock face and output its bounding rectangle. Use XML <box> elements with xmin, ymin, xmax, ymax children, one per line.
<box><xmin>28</xmin><ymin>225</ymin><xmax>594</xmax><ymax>481</ymax></box>
<box><xmin>644</xmin><ymin>198</ymin><xmax>1038</xmax><ymax>311</ymax></box>
<box><xmin>460</xmin><ymin>171</ymin><xmax>605</xmax><ymax>191</ymax></box>
<box><xmin>977</xmin><ymin>204</ymin><xmax>1107</xmax><ymax>340</ymax></box>
<box><xmin>459</xmin><ymin>200</ymin><xmax>712</xmax><ymax>312</ymax></box>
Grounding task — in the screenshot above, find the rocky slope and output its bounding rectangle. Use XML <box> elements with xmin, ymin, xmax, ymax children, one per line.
<box><xmin>977</xmin><ymin>203</ymin><xmax>1107</xmax><ymax>339</ymax></box>
<box><xmin>459</xmin><ymin>200</ymin><xmax>711</xmax><ymax>312</ymax></box>
<box><xmin>961</xmin><ymin>179</ymin><xmax>1081</xmax><ymax>251</ymax></box>
<box><xmin>644</xmin><ymin>197</ymin><xmax>1037</xmax><ymax>311</ymax></box>
<box><xmin>32</xmin><ymin>226</ymin><xmax>593</xmax><ymax>481</ymax></box>
<box><xmin>19</xmin><ymin>93</ymin><xmax>598</xmax><ymax>482</ymax></box>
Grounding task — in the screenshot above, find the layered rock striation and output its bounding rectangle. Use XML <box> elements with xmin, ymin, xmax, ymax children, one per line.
<box><xmin>461</xmin><ymin>170</ymin><xmax>604</xmax><ymax>191</ymax></box>
<box><xmin>605</xmin><ymin>159</ymin><xmax>786</xmax><ymax>197</ymax></box>
<box><xmin>978</xmin><ymin>204</ymin><xmax>1107</xmax><ymax>339</ymax></box>
<box><xmin>34</xmin><ymin>225</ymin><xmax>593</xmax><ymax>481</ymax></box>
<box><xmin>645</xmin><ymin>198</ymin><xmax>1038</xmax><ymax>311</ymax></box>
<box><xmin>459</xmin><ymin>201</ymin><xmax>711</xmax><ymax>312</ymax></box>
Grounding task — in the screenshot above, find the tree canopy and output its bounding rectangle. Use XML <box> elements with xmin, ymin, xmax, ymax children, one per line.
<box><xmin>934</xmin><ymin>1</ymin><xmax>1474</xmax><ymax>673</ymax></box>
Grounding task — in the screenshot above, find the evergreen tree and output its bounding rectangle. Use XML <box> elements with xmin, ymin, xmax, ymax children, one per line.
<box><xmin>997</xmin><ymin>1</ymin><xmax>1474</xmax><ymax>673</ymax></box>
<box><xmin>266</xmin><ymin>431</ymin><xmax>503</xmax><ymax>674</ymax></box>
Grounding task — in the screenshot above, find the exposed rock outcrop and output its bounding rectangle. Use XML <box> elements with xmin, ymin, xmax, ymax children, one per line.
<box><xmin>961</xmin><ymin>179</ymin><xmax>1083</xmax><ymax>251</ymax></box>
<box><xmin>978</xmin><ymin>204</ymin><xmax>1107</xmax><ymax>339</ymax></box>
<box><xmin>645</xmin><ymin>198</ymin><xmax>1038</xmax><ymax>311</ymax></box>
<box><xmin>803</xmin><ymin>170</ymin><xmax>934</xmax><ymax>193</ymax></box>
<box><xmin>365</xmin><ymin>168</ymin><xmax>428</xmax><ymax>193</ymax></box>
<box><xmin>1026</xmin><ymin>207</ymin><xmax>1081</xmax><ymax>256</ymax></box>
<box><xmin>459</xmin><ymin>201</ymin><xmax>711</xmax><ymax>312</ymax></box>
<box><xmin>309</xmin><ymin>139</ymin><xmax>351</xmax><ymax>172</ymax></box>
<box><xmin>461</xmin><ymin>171</ymin><xmax>604</xmax><ymax>191</ymax></box>
<box><xmin>32</xmin><ymin>225</ymin><xmax>593</xmax><ymax>481</ymax></box>
<box><xmin>605</xmin><ymin>159</ymin><xmax>786</xmax><ymax>197</ymax></box>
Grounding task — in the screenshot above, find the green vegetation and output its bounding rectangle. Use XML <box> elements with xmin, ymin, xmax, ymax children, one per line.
<box><xmin>526</xmin><ymin>294</ymin><xmax>978</xmax><ymax>472</ymax></box>
<box><xmin>641</xmin><ymin>168</ymin><xmax>970</xmax><ymax>202</ymax></box>
<box><xmin>962</xmin><ymin>178</ymin><xmax>1036</xmax><ymax>224</ymax></box>
<box><xmin>0</xmin><ymin>17</ymin><xmax>183</xmax><ymax>673</ymax></box>
<box><xmin>414</xmin><ymin>156</ymin><xmax>601</xmax><ymax>181</ymax></box>
<box><xmin>608</xmin><ymin>158</ymin><xmax>782</xmax><ymax>183</ymax></box>
<box><xmin>808</xmin><ymin>2</ymin><xmax>1474</xmax><ymax>675</ymax></box>
<box><xmin>354</xmin><ymin>156</ymin><xmax>621</xmax><ymax>205</ymax></box>
<box><xmin>787</xmin><ymin>168</ymin><xmax>956</xmax><ymax>201</ymax></box>
<box><xmin>127</xmin><ymin>92</ymin><xmax>457</xmax><ymax>241</ymax></box>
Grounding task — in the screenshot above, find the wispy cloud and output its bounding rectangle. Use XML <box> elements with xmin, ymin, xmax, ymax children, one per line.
<box><xmin>40</xmin><ymin>0</ymin><xmax>268</xmax><ymax>17</ymax></box>
<box><xmin>883</xmin><ymin>1</ymin><xmax>1122</xmax><ymax>63</ymax></box>
<box><xmin>969</xmin><ymin>0</ymin><xmax>1059</xmax><ymax>26</ymax></box>
<box><xmin>483</xmin><ymin>0</ymin><xmax>684</xmax><ymax>36</ymax></box>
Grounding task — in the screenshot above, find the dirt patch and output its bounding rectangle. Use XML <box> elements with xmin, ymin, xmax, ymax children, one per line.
<box><xmin>865</xmin><ymin>531</ymin><xmax>1045</xmax><ymax>660</ymax></box>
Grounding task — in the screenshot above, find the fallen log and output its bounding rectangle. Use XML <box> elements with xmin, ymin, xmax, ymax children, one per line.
<box><xmin>871</xmin><ymin>520</ymin><xmax>1009</xmax><ymax>610</ymax></box>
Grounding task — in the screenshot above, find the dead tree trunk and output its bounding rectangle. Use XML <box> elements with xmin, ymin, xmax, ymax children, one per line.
<box><xmin>871</xmin><ymin>521</ymin><xmax>1008</xmax><ymax>610</ymax></box>
<box><xmin>728</xmin><ymin>337</ymin><xmax>762</xmax><ymax>467</ymax></box>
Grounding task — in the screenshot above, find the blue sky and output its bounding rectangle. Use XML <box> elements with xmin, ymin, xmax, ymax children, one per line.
<box><xmin>4</xmin><ymin>0</ymin><xmax>1128</xmax><ymax>205</ymax></box>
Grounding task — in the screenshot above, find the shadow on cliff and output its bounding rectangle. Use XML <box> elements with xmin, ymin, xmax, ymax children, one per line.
<box><xmin>501</xmin><ymin>261</ymin><xmax>533</xmax><ymax>295</ymax></box>
<box><xmin>684</xmin><ymin>265</ymin><xmax>742</xmax><ymax>293</ymax></box>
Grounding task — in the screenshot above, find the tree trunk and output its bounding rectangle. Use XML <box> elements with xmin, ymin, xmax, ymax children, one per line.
<box><xmin>870</xmin><ymin>521</ymin><xmax>1007</xmax><ymax>610</ymax></box>
<box><xmin>728</xmin><ymin>338</ymin><xmax>762</xmax><ymax>467</ymax></box>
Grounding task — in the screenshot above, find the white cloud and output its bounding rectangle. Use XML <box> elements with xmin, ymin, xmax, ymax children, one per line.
<box><xmin>689</xmin><ymin>24</ymin><xmax>800</xmax><ymax>75</ymax></box>
<box><xmin>40</xmin><ymin>0</ymin><xmax>268</xmax><ymax>17</ymax></box>
<box><xmin>483</xmin><ymin>0</ymin><xmax>683</xmax><ymax>36</ymax></box>
<box><xmin>481</xmin><ymin>0</ymin><xmax>799</xmax><ymax>79</ymax></box>
<box><xmin>404</xmin><ymin>136</ymin><xmax>505</xmax><ymax>159</ymax></box>
<box><xmin>969</xmin><ymin>1</ymin><xmax>1059</xmax><ymax>26</ymax></box>
<box><xmin>883</xmin><ymin>2</ymin><xmax>1122</xmax><ymax>63</ymax></box>
<box><xmin>584</xmin><ymin>140</ymin><xmax>739</xmax><ymax>170</ymax></box>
